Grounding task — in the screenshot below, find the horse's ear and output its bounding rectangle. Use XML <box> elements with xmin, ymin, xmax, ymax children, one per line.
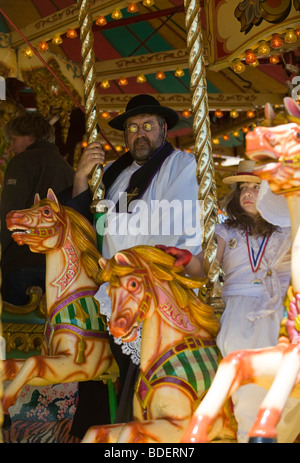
<box><xmin>114</xmin><ymin>252</ymin><xmax>133</xmax><ymax>267</ymax></box>
<box><xmin>284</xmin><ymin>97</ymin><xmax>300</xmax><ymax>118</ymax></box>
<box><xmin>99</xmin><ymin>256</ymin><xmax>108</xmax><ymax>270</ymax></box>
<box><xmin>34</xmin><ymin>193</ymin><xmax>40</xmax><ymax>204</ymax></box>
<box><xmin>47</xmin><ymin>188</ymin><xmax>59</xmax><ymax>204</ymax></box>
<box><xmin>264</xmin><ymin>102</ymin><xmax>276</xmax><ymax>121</ymax></box>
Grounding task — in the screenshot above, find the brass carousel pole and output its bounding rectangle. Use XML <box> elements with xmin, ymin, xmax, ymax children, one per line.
<box><xmin>77</xmin><ymin>0</ymin><xmax>107</xmax><ymax>215</ymax></box>
<box><xmin>184</xmin><ymin>0</ymin><xmax>224</xmax><ymax>313</ymax></box>
<box><xmin>77</xmin><ymin>0</ymin><xmax>116</xmax><ymax>421</ymax></box>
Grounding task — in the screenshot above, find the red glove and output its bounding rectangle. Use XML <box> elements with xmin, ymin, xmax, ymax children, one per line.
<box><xmin>156</xmin><ymin>245</ymin><xmax>192</xmax><ymax>267</ymax></box>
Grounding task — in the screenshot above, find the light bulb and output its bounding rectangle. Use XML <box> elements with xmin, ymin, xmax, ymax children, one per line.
<box><xmin>257</xmin><ymin>40</ymin><xmax>270</xmax><ymax>55</ymax></box>
<box><xmin>232</xmin><ymin>59</ymin><xmax>245</xmax><ymax>73</ymax></box>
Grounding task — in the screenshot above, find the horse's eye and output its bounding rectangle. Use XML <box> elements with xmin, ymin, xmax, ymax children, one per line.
<box><xmin>42</xmin><ymin>208</ymin><xmax>51</xmax><ymax>216</ymax></box>
<box><xmin>127</xmin><ymin>278</ymin><xmax>139</xmax><ymax>292</ymax></box>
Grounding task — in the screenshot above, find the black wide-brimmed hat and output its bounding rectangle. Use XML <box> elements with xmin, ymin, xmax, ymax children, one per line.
<box><xmin>108</xmin><ymin>94</ymin><xmax>179</xmax><ymax>131</ymax></box>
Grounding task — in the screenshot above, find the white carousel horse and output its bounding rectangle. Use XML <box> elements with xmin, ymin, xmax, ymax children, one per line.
<box><xmin>182</xmin><ymin>97</ymin><xmax>300</xmax><ymax>443</ymax></box>
<box><xmin>1</xmin><ymin>189</ymin><xmax>115</xmax><ymax>413</ymax></box>
<box><xmin>82</xmin><ymin>245</ymin><xmax>237</xmax><ymax>443</ymax></box>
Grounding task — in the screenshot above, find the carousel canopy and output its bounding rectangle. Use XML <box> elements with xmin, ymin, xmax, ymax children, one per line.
<box><xmin>0</xmin><ymin>0</ymin><xmax>299</xmax><ymax>168</ymax></box>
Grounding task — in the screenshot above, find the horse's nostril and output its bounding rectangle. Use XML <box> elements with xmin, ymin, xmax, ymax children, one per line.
<box><xmin>115</xmin><ymin>317</ymin><xmax>128</xmax><ymax>329</ymax></box>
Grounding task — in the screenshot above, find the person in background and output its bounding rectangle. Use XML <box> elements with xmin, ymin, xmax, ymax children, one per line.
<box><xmin>159</xmin><ymin>159</ymin><xmax>300</xmax><ymax>443</ymax></box>
<box><xmin>0</xmin><ymin>112</ymin><xmax>74</xmax><ymax>305</ymax></box>
<box><xmin>67</xmin><ymin>94</ymin><xmax>203</xmax><ymax>437</ymax></box>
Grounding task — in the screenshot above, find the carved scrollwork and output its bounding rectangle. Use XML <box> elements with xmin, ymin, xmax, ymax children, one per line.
<box><xmin>3</xmin><ymin>324</ymin><xmax>44</xmax><ymax>353</ymax></box>
<box><xmin>235</xmin><ymin>0</ymin><xmax>298</xmax><ymax>34</ymax></box>
<box><xmin>21</xmin><ymin>59</ymin><xmax>81</xmax><ymax>142</ymax></box>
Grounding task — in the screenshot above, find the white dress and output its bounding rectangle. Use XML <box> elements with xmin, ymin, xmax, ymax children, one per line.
<box><xmin>215</xmin><ymin>224</ymin><xmax>291</xmax><ymax>356</ymax></box>
<box><xmin>215</xmin><ymin>223</ymin><xmax>300</xmax><ymax>443</ymax></box>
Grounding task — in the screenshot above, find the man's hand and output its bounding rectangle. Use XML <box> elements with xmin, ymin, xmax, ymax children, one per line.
<box><xmin>73</xmin><ymin>142</ymin><xmax>105</xmax><ymax>197</ymax></box>
<box><xmin>156</xmin><ymin>245</ymin><xmax>192</xmax><ymax>266</ymax></box>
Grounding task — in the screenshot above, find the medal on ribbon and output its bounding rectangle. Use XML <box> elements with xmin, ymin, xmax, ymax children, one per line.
<box><xmin>246</xmin><ymin>228</ymin><xmax>270</xmax><ymax>284</ymax></box>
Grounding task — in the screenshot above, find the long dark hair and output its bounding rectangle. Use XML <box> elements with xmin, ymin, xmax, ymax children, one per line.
<box><xmin>224</xmin><ymin>183</ymin><xmax>278</xmax><ymax>237</ymax></box>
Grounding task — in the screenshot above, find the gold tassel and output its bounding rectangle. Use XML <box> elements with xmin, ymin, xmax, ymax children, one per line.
<box><xmin>76</xmin><ymin>338</ymin><xmax>86</xmax><ymax>363</ymax></box>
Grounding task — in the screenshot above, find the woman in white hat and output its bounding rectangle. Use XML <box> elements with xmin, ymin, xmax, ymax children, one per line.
<box><xmin>159</xmin><ymin>159</ymin><xmax>300</xmax><ymax>443</ymax></box>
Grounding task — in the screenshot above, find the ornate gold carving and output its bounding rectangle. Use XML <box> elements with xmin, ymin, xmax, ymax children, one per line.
<box><xmin>21</xmin><ymin>59</ymin><xmax>81</xmax><ymax>142</ymax></box>
<box><xmin>3</xmin><ymin>323</ymin><xmax>44</xmax><ymax>353</ymax></box>
<box><xmin>3</xmin><ymin>286</ymin><xmax>45</xmax><ymax>316</ymax></box>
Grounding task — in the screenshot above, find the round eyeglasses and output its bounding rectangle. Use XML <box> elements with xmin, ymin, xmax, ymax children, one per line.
<box><xmin>125</xmin><ymin>122</ymin><xmax>156</xmax><ymax>133</ymax></box>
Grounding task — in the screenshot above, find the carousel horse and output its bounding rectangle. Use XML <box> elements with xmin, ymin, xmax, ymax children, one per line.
<box><xmin>182</xmin><ymin>97</ymin><xmax>300</xmax><ymax>444</ymax></box>
<box><xmin>82</xmin><ymin>245</ymin><xmax>237</xmax><ymax>443</ymax></box>
<box><xmin>1</xmin><ymin>189</ymin><xmax>115</xmax><ymax>413</ymax></box>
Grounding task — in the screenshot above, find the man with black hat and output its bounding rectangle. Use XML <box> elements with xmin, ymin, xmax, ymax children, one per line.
<box><xmin>69</xmin><ymin>95</ymin><xmax>202</xmax><ymax>437</ymax></box>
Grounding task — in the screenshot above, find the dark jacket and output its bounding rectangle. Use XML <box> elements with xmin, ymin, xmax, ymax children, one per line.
<box><xmin>0</xmin><ymin>141</ymin><xmax>74</xmax><ymax>276</ymax></box>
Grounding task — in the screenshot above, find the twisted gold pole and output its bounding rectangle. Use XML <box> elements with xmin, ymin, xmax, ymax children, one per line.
<box><xmin>78</xmin><ymin>0</ymin><xmax>105</xmax><ymax>212</ymax></box>
<box><xmin>184</xmin><ymin>0</ymin><xmax>224</xmax><ymax>312</ymax></box>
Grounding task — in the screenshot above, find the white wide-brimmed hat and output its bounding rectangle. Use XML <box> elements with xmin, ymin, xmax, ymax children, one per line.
<box><xmin>223</xmin><ymin>159</ymin><xmax>262</xmax><ymax>185</ymax></box>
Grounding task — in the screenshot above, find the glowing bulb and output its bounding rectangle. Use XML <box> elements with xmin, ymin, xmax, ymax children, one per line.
<box><xmin>96</xmin><ymin>16</ymin><xmax>107</xmax><ymax>26</ymax></box>
<box><xmin>212</xmin><ymin>138</ymin><xmax>220</xmax><ymax>144</ymax></box>
<box><xmin>175</xmin><ymin>68</ymin><xmax>185</xmax><ymax>77</ymax></box>
<box><xmin>52</xmin><ymin>34</ymin><xmax>63</xmax><ymax>45</ymax></box>
<box><xmin>223</xmin><ymin>134</ymin><xmax>229</xmax><ymax>141</ymax></box>
<box><xmin>270</xmin><ymin>52</ymin><xmax>280</xmax><ymax>64</ymax></box>
<box><xmin>24</xmin><ymin>47</ymin><xmax>33</xmax><ymax>58</ymax></box>
<box><xmin>143</xmin><ymin>0</ymin><xmax>154</xmax><ymax>6</ymax></box>
<box><xmin>214</xmin><ymin>110</ymin><xmax>223</xmax><ymax>118</ymax></box>
<box><xmin>182</xmin><ymin>110</ymin><xmax>191</xmax><ymax>118</ymax></box>
<box><xmin>284</xmin><ymin>29</ymin><xmax>297</xmax><ymax>44</ymax></box>
<box><xmin>82</xmin><ymin>141</ymin><xmax>88</xmax><ymax>148</ymax></box>
<box><xmin>38</xmin><ymin>41</ymin><xmax>49</xmax><ymax>52</ymax></box>
<box><xmin>257</xmin><ymin>40</ymin><xmax>270</xmax><ymax>55</ymax></box>
<box><xmin>136</xmin><ymin>74</ymin><xmax>147</xmax><ymax>83</ymax></box>
<box><xmin>156</xmin><ymin>71</ymin><xmax>165</xmax><ymax>80</ymax></box>
<box><xmin>242</xmin><ymin>126</ymin><xmax>249</xmax><ymax>133</ymax></box>
<box><xmin>118</xmin><ymin>77</ymin><xmax>128</xmax><ymax>86</ymax></box>
<box><xmin>232</xmin><ymin>130</ymin><xmax>240</xmax><ymax>137</ymax></box>
<box><xmin>230</xmin><ymin>110</ymin><xmax>239</xmax><ymax>118</ymax></box>
<box><xmin>127</xmin><ymin>2</ymin><xmax>139</xmax><ymax>13</ymax></box>
<box><xmin>249</xmin><ymin>59</ymin><xmax>259</xmax><ymax>67</ymax></box>
<box><xmin>247</xmin><ymin>110</ymin><xmax>255</xmax><ymax>118</ymax></box>
<box><xmin>245</xmin><ymin>49</ymin><xmax>257</xmax><ymax>65</ymax></box>
<box><xmin>100</xmin><ymin>80</ymin><xmax>110</xmax><ymax>89</ymax></box>
<box><xmin>66</xmin><ymin>29</ymin><xmax>77</xmax><ymax>39</ymax></box>
<box><xmin>101</xmin><ymin>111</ymin><xmax>110</xmax><ymax>119</ymax></box>
<box><xmin>270</xmin><ymin>33</ymin><xmax>283</xmax><ymax>48</ymax></box>
<box><xmin>111</xmin><ymin>9</ymin><xmax>123</xmax><ymax>19</ymax></box>
<box><xmin>232</xmin><ymin>59</ymin><xmax>245</xmax><ymax>73</ymax></box>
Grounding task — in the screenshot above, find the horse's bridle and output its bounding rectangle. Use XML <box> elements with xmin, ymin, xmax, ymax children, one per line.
<box><xmin>28</xmin><ymin>202</ymin><xmax>68</xmax><ymax>248</ymax></box>
<box><xmin>118</xmin><ymin>251</ymin><xmax>158</xmax><ymax>325</ymax></box>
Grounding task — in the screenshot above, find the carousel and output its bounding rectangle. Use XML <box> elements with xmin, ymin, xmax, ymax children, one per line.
<box><xmin>0</xmin><ymin>0</ymin><xmax>299</xmax><ymax>444</ymax></box>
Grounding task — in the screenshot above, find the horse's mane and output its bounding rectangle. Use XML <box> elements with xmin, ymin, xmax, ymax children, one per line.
<box><xmin>64</xmin><ymin>205</ymin><xmax>102</xmax><ymax>282</ymax></box>
<box><xmin>99</xmin><ymin>245</ymin><xmax>220</xmax><ymax>337</ymax></box>
<box><xmin>39</xmin><ymin>198</ymin><xmax>101</xmax><ymax>283</ymax></box>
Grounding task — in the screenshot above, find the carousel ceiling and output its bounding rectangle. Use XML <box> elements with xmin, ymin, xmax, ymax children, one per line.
<box><xmin>0</xmin><ymin>0</ymin><xmax>299</xmax><ymax>167</ymax></box>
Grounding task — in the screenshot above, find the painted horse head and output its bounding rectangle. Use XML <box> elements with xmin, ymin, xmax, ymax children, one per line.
<box><xmin>98</xmin><ymin>245</ymin><xmax>220</xmax><ymax>342</ymax></box>
<box><xmin>6</xmin><ymin>189</ymin><xmax>101</xmax><ymax>283</ymax></box>
<box><xmin>246</xmin><ymin>97</ymin><xmax>300</xmax><ymax>195</ymax></box>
